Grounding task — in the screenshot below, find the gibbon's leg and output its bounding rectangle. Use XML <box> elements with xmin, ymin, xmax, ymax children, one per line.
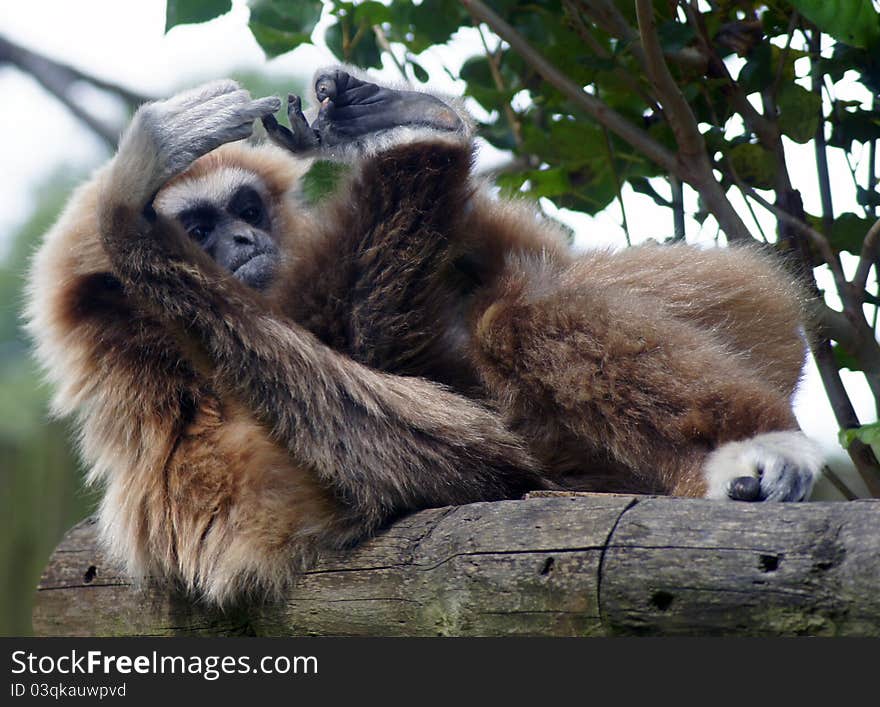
<box><xmin>98</xmin><ymin>81</ymin><xmax>547</xmax><ymax>527</ymax></box>
<box><xmin>578</xmin><ymin>244</ymin><xmax>810</xmax><ymax>397</ymax></box>
<box><xmin>472</xmin><ymin>254</ymin><xmax>822</xmax><ymax>501</ymax></box>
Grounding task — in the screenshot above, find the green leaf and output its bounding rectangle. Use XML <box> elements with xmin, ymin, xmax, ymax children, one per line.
<box><xmin>857</xmin><ymin>186</ymin><xmax>880</xmax><ymax>210</ymax></box>
<box><xmin>301</xmin><ymin>161</ymin><xmax>349</xmax><ymax>205</ymax></box>
<box><xmin>827</xmin><ymin>212</ymin><xmax>875</xmax><ymax>253</ymax></box>
<box><xmin>658</xmin><ymin>19</ymin><xmax>694</xmax><ymax>53</ymax></box>
<box><xmin>410</xmin><ymin>60</ymin><xmax>429</xmax><ymax>84</ymax></box>
<box><xmin>248</xmin><ymin>0</ymin><xmax>322</xmax><ymax>58</ymax></box>
<box><xmin>738</xmin><ymin>42</ymin><xmax>774</xmax><ymax>94</ymax></box>
<box><xmin>840</xmin><ymin>422</ymin><xmax>880</xmax><ymax>450</ymax></box>
<box><xmin>166</xmin><ymin>0</ymin><xmax>231</xmax><ymax>31</ymax></box>
<box><xmin>354</xmin><ymin>1</ymin><xmax>392</xmax><ymax>25</ymax></box>
<box><xmin>630</xmin><ymin>177</ymin><xmax>671</xmax><ymax>208</ymax></box>
<box><xmin>832</xmin><ymin>342</ymin><xmax>861</xmax><ymax>371</ymax></box>
<box><xmin>789</xmin><ymin>0</ymin><xmax>880</xmax><ymax>49</ymax></box>
<box><xmin>407</xmin><ymin>0</ymin><xmax>468</xmax><ymax>52</ymax></box>
<box><xmin>728</xmin><ymin>143</ymin><xmax>777</xmax><ymax>190</ymax></box>
<box><xmin>829</xmin><ymin>107</ymin><xmax>880</xmax><ymax>149</ymax></box>
<box><xmin>325</xmin><ymin>19</ymin><xmax>382</xmax><ymax>68</ymax></box>
<box><xmin>777</xmin><ymin>83</ymin><xmax>821</xmax><ymax>144</ymax></box>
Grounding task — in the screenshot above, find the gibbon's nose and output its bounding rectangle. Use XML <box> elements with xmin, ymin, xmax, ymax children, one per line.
<box><xmin>233</xmin><ymin>231</ymin><xmax>255</xmax><ymax>246</ymax></box>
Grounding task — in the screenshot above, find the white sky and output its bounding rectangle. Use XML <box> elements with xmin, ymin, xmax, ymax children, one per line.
<box><xmin>1</xmin><ymin>0</ymin><xmax>876</xmax><ymax>496</ymax></box>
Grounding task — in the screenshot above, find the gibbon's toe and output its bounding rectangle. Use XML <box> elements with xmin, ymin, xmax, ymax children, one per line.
<box><xmin>702</xmin><ymin>431</ymin><xmax>824</xmax><ymax>502</ymax></box>
<box><xmin>727</xmin><ymin>475</ymin><xmax>762</xmax><ymax>501</ymax></box>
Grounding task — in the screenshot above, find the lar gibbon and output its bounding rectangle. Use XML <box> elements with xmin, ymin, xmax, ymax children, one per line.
<box><xmin>26</xmin><ymin>71</ymin><xmax>822</xmax><ymax>605</ymax></box>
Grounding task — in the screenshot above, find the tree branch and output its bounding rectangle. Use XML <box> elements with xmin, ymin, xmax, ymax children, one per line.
<box><xmin>0</xmin><ymin>34</ymin><xmax>151</xmax><ymax>148</ymax></box>
<box><xmin>372</xmin><ymin>25</ymin><xmax>408</xmax><ymax>83</ymax></box>
<box><xmin>854</xmin><ymin>217</ymin><xmax>880</xmax><ymax>294</ymax></box>
<box><xmin>458</xmin><ymin>0</ymin><xmax>679</xmax><ymax>177</ymax></box>
<box><xmin>808</xmin><ymin>31</ymin><xmax>834</xmax><ymax>237</ymax></box>
<box><xmin>633</xmin><ymin>0</ymin><xmax>752</xmax><ymax>242</ymax></box>
<box><xmin>635</xmin><ymin>0</ymin><xmax>703</xmax><ymax>160</ymax></box>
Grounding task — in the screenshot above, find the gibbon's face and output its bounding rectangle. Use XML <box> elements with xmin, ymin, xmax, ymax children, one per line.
<box><xmin>155</xmin><ymin>167</ymin><xmax>279</xmax><ymax>291</ymax></box>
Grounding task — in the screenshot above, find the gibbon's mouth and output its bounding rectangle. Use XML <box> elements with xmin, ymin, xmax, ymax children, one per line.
<box><xmin>232</xmin><ymin>252</ymin><xmax>275</xmax><ymax>289</ymax></box>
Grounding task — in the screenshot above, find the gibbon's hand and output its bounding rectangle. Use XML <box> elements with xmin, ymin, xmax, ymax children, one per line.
<box><xmin>263</xmin><ymin>69</ymin><xmax>463</xmax><ymax>152</ymax></box>
<box><xmin>121</xmin><ymin>80</ymin><xmax>280</xmax><ymax>197</ymax></box>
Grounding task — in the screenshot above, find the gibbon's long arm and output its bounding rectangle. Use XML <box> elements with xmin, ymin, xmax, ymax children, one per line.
<box><xmin>98</xmin><ymin>81</ymin><xmax>547</xmax><ymax>524</ymax></box>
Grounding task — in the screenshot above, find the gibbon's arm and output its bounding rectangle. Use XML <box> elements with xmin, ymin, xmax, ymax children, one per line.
<box><xmin>98</xmin><ymin>81</ymin><xmax>547</xmax><ymax>524</ymax></box>
<box><xmin>268</xmin><ymin>70</ymin><xmax>503</xmax><ymax>387</ymax></box>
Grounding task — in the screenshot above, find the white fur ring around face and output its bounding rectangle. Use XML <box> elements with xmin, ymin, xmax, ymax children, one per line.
<box><xmin>702</xmin><ymin>431</ymin><xmax>824</xmax><ymax>502</ymax></box>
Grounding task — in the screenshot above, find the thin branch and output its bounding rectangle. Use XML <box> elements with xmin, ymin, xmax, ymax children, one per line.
<box><xmin>599</xmin><ymin>115</ymin><xmax>631</xmax><ymax>246</ymax></box>
<box><xmin>459</xmin><ymin>0</ymin><xmax>680</xmax><ymax>177</ymax></box>
<box><xmin>670</xmin><ymin>176</ymin><xmax>685</xmax><ymax>241</ymax></box>
<box><xmin>769</xmin><ymin>10</ymin><xmax>799</xmax><ymax>103</ymax></box>
<box><xmin>854</xmin><ymin>217</ymin><xmax>880</xmax><ymax>292</ymax></box>
<box><xmin>808</xmin><ymin>30</ymin><xmax>834</xmax><ymax>237</ymax></box>
<box><xmin>372</xmin><ymin>25</ymin><xmax>408</xmax><ymax>83</ymax></box>
<box><xmin>563</xmin><ymin>0</ymin><xmax>661</xmax><ymax>114</ymax></box>
<box><xmin>475</xmin><ymin>24</ymin><xmax>523</xmax><ymax>149</ymax></box>
<box><xmin>633</xmin><ymin>0</ymin><xmax>752</xmax><ymax>241</ymax></box>
<box><xmin>635</xmin><ymin>0</ymin><xmax>702</xmax><ymax>159</ymax></box>
<box><xmin>741</xmin><ymin>182</ymin><xmax>847</xmax><ymax>288</ymax></box>
<box><xmin>0</xmin><ymin>34</ymin><xmax>152</xmax><ymax>148</ymax></box>
<box><xmin>576</xmin><ymin>0</ymin><xmax>707</xmax><ymax>74</ymax></box>
<box><xmin>821</xmin><ymin>465</ymin><xmax>858</xmax><ymax>500</ymax></box>
<box><xmin>812</xmin><ymin>338</ymin><xmax>880</xmax><ymax>497</ymax></box>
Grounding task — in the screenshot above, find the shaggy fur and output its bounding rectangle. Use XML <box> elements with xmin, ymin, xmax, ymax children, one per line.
<box><xmin>25</xmin><ymin>75</ymin><xmax>821</xmax><ymax>605</ymax></box>
<box><xmin>25</xmin><ymin>84</ymin><xmax>545</xmax><ymax>605</ymax></box>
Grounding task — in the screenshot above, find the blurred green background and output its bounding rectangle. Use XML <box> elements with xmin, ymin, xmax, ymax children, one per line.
<box><xmin>0</xmin><ymin>171</ymin><xmax>99</xmax><ymax>636</ymax></box>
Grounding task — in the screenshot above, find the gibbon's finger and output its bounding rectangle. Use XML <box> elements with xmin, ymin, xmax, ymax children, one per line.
<box><xmin>262</xmin><ymin>108</ymin><xmax>319</xmax><ymax>153</ymax></box>
<box><xmin>261</xmin><ymin>115</ymin><xmax>301</xmax><ymax>153</ymax></box>
<box><xmin>287</xmin><ymin>94</ymin><xmax>321</xmax><ymax>150</ymax></box>
<box><xmin>224</xmin><ymin>121</ymin><xmax>256</xmax><ymax>143</ymax></box>
<box><xmin>243</xmin><ymin>95</ymin><xmax>283</xmax><ymax>120</ymax></box>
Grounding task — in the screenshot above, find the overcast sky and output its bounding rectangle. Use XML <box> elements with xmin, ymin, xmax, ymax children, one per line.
<box><xmin>1</xmin><ymin>0</ymin><xmax>876</xmax><ymax>495</ymax></box>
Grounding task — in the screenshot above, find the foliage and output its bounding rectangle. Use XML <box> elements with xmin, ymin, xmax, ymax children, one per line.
<box><xmin>0</xmin><ymin>172</ymin><xmax>98</xmax><ymax>634</ymax></box>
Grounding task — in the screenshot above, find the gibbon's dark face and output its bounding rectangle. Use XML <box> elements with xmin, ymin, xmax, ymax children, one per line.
<box><xmin>155</xmin><ymin>171</ymin><xmax>279</xmax><ymax>291</ymax></box>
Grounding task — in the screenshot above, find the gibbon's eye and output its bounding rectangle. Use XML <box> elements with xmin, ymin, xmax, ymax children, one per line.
<box><xmin>187</xmin><ymin>223</ymin><xmax>213</xmax><ymax>243</ymax></box>
<box><xmin>239</xmin><ymin>204</ymin><xmax>262</xmax><ymax>225</ymax></box>
<box><xmin>177</xmin><ymin>204</ymin><xmax>218</xmax><ymax>244</ymax></box>
<box><xmin>228</xmin><ymin>186</ymin><xmax>266</xmax><ymax>227</ymax></box>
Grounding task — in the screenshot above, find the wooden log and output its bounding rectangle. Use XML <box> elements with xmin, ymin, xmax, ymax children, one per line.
<box><xmin>32</xmin><ymin>494</ymin><xmax>880</xmax><ymax>637</ymax></box>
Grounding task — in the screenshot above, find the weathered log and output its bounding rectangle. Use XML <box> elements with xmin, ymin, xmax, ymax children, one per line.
<box><xmin>32</xmin><ymin>494</ymin><xmax>880</xmax><ymax>636</ymax></box>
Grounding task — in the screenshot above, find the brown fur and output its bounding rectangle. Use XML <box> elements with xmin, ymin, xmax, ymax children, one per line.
<box><xmin>26</xmin><ymin>88</ymin><xmax>812</xmax><ymax>605</ymax></box>
<box><xmin>26</xmin><ymin>138</ymin><xmax>546</xmax><ymax>606</ymax></box>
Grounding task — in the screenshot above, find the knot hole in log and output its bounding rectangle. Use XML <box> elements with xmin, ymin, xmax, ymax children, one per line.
<box><xmin>758</xmin><ymin>554</ymin><xmax>780</xmax><ymax>572</ymax></box>
<box><xmin>650</xmin><ymin>591</ymin><xmax>674</xmax><ymax>612</ymax></box>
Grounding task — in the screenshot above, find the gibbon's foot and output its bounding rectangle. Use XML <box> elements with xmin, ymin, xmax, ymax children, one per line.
<box><xmin>702</xmin><ymin>431</ymin><xmax>824</xmax><ymax>502</ymax></box>
<box><xmin>272</xmin><ymin>69</ymin><xmax>462</xmax><ymax>149</ymax></box>
<box><xmin>262</xmin><ymin>94</ymin><xmax>321</xmax><ymax>153</ymax></box>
